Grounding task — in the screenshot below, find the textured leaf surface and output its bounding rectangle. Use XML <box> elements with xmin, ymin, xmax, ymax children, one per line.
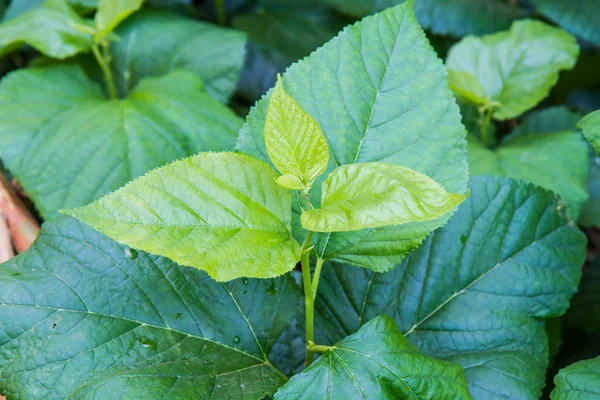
<box><xmin>0</xmin><ymin>65</ymin><xmax>241</xmax><ymax>219</ymax></box>
<box><xmin>66</xmin><ymin>152</ymin><xmax>302</xmax><ymax>281</ymax></box>
<box><xmin>551</xmin><ymin>357</ymin><xmax>600</xmax><ymax>400</ymax></box>
<box><xmin>274</xmin><ymin>316</ymin><xmax>471</xmax><ymax>400</ymax></box>
<box><xmin>468</xmin><ymin>108</ymin><xmax>589</xmax><ymax>220</ymax></box>
<box><xmin>265</xmin><ymin>77</ymin><xmax>329</xmax><ymax>189</ymax></box>
<box><xmin>237</xmin><ymin>2</ymin><xmax>468</xmax><ymax>271</ymax></box>
<box><xmin>0</xmin><ymin>0</ymin><xmax>93</xmax><ymax>58</ymax></box>
<box><xmin>0</xmin><ymin>216</ymin><xmax>298</xmax><ymax>399</ymax></box>
<box><xmin>302</xmin><ymin>163</ymin><xmax>466</xmax><ymax>232</ymax></box>
<box><xmin>314</xmin><ymin>176</ymin><xmax>586</xmax><ymax>399</ymax></box>
<box><xmin>447</xmin><ymin>20</ymin><xmax>579</xmax><ymax>120</ymax></box>
<box><xmin>95</xmin><ymin>0</ymin><xmax>143</xmax><ymax>40</ymax></box>
<box><xmin>578</xmin><ymin>110</ymin><xmax>600</xmax><ymax>155</ymax></box>
<box><xmin>111</xmin><ymin>8</ymin><xmax>246</xmax><ymax>102</ymax></box>
<box><xmin>531</xmin><ymin>0</ymin><xmax>600</xmax><ymax>46</ymax></box>
<box><xmin>321</xmin><ymin>0</ymin><xmax>528</xmax><ymax>36</ymax></box>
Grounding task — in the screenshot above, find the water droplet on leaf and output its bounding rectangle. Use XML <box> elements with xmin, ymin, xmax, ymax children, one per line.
<box><xmin>137</xmin><ymin>337</ymin><xmax>157</xmax><ymax>350</ymax></box>
<box><xmin>124</xmin><ymin>248</ymin><xmax>138</xmax><ymax>259</ymax></box>
<box><xmin>233</xmin><ymin>335</ymin><xmax>241</xmax><ymax>344</ymax></box>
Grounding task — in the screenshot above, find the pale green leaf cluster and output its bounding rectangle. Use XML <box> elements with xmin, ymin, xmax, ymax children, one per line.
<box><xmin>468</xmin><ymin>107</ymin><xmax>589</xmax><ymax>219</ymax></box>
<box><xmin>265</xmin><ymin>76</ymin><xmax>329</xmax><ymax>190</ymax></box>
<box><xmin>578</xmin><ymin>110</ymin><xmax>600</xmax><ymax>155</ymax></box>
<box><xmin>274</xmin><ymin>316</ymin><xmax>472</xmax><ymax>399</ymax></box>
<box><xmin>301</xmin><ymin>163</ymin><xmax>467</xmax><ymax>232</ymax></box>
<box><xmin>551</xmin><ymin>357</ymin><xmax>600</xmax><ymax>399</ymax></box>
<box><xmin>64</xmin><ymin>152</ymin><xmax>302</xmax><ymax>282</ymax></box>
<box><xmin>447</xmin><ymin>20</ymin><xmax>579</xmax><ymax>120</ymax></box>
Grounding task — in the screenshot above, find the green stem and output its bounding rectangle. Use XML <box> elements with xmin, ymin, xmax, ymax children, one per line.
<box><xmin>479</xmin><ymin>106</ymin><xmax>493</xmax><ymax>147</ymax></box>
<box><xmin>311</xmin><ymin>257</ymin><xmax>324</xmax><ymax>294</ymax></box>
<box><xmin>308</xmin><ymin>344</ymin><xmax>335</xmax><ymax>353</ymax></box>
<box><xmin>91</xmin><ymin>44</ymin><xmax>117</xmax><ymax>99</ymax></box>
<box><xmin>301</xmin><ymin>230</ymin><xmax>315</xmax><ymax>367</ymax></box>
<box><xmin>216</xmin><ymin>0</ymin><xmax>226</xmax><ymax>25</ymax></box>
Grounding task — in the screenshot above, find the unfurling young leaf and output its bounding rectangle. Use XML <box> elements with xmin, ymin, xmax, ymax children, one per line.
<box><xmin>0</xmin><ymin>0</ymin><xmax>94</xmax><ymax>59</ymax></box>
<box><xmin>301</xmin><ymin>162</ymin><xmax>467</xmax><ymax>232</ymax></box>
<box><xmin>550</xmin><ymin>357</ymin><xmax>600</xmax><ymax>399</ymax></box>
<box><xmin>63</xmin><ymin>152</ymin><xmax>302</xmax><ymax>282</ymax></box>
<box><xmin>95</xmin><ymin>0</ymin><xmax>144</xmax><ymax>41</ymax></box>
<box><xmin>274</xmin><ymin>316</ymin><xmax>472</xmax><ymax>400</ymax></box>
<box><xmin>578</xmin><ymin>109</ymin><xmax>600</xmax><ymax>155</ymax></box>
<box><xmin>265</xmin><ymin>75</ymin><xmax>329</xmax><ymax>190</ymax></box>
<box><xmin>447</xmin><ymin>19</ymin><xmax>579</xmax><ymax>120</ymax></box>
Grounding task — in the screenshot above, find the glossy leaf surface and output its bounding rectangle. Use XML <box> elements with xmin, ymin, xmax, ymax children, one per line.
<box><xmin>301</xmin><ymin>163</ymin><xmax>466</xmax><ymax>232</ymax></box>
<box><xmin>274</xmin><ymin>316</ymin><xmax>471</xmax><ymax>400</ymax></box>
<box><xmin>447</xmin><ymin>20</ymin><xmax>579</xmax><ymax>120</ymax></box>
<box><xmin>0</xmin><ymin>217</ymin><xmax>299</xmax><ymax>399</ymax></box>
<box><xmin>237</xmin><ymin>2</ymin><xmax>468</xmax><ymax>272</ymax></box>
<box><xmin>314</xmin><ymin>176</ymin><xmax>586</xmax><ymax>399</ymax></box>
<box><xmin>0</xmin><ymin>65</ymin><xmax>241</xmax><ymax>219</ymax></box>
<box><xmin>65</xmin><ymin>152</ymin><xmax>302</xmax><ymax>281</ymax></box>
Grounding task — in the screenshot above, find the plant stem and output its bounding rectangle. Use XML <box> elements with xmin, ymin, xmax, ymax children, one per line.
<box><xmin>311</xmin><ymin>257</ymin><xmax>324</xmax><ymax>294</ymax></box>
<box><xmin>308</xmin><ymin>344</ymin><xmax>335</xmax><ymax>353</ymax></box>
<box><xmin>91</xmin><ymin>44</ymin><xmax>117</xmax><ymax>99</ymax></box>
<box><xmin>216</xmin><ymin>0</ymin><xmax>226</xmax><ymax>25</ymax></box>
<box><xmin>301</xmin><ymin>230</ymin><xmax>315</xmax><ymax>367</ymax></box>
<box><xmin>479</xmin><ymin>107</ymin><xmax>493</xmax><ymax>147</ymax></box>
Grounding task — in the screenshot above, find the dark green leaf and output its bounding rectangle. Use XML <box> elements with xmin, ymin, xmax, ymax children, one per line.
<box><xmin>580</xmin><ymin>151</ymin><xmax>600</xmax><ymax>228</ymax></box>
<box><xmin>0</xmin><ymin>65</ymin><xmax>241</xmax><ymax>219</ymax></box>
<box><xmin>531</xmin><ymin>0</ymin><xmax>600</xmax><ymax>47</ymax></box>
<box><xmin>111</xmin><ymin>8</ymin><xmax>247</xmax><ymax>102</ymax></box>
<box><xmin>314</xmin><ymin>176</ymin><xmax>586</xmax><ymax>399</ymax></box>
<box><xmin>551</xmin><ymin>357</ymin><xmax>600</xmax><ymax>400</ymax></box>
<box><xmin>236</xmin><ymin>2</ymin><xmax>468</xmax><ymax>272</ymax></box>
<box><xmin>564</xmin><ymin>257</ymin><xmax>600</xmax><ymax>331</ymax></box>
<box><xmin>274</xmin><ymin>316</ymin><xmax>472</xmax><ymax>399</ymax></box>
<box><xmin>0</xmin><ymin>216</ymin><xmax>299</xmax><ymax>399</ymax></box>
<box><xmin>468</xmin><ymin>107</ymin><xmax>589</xmax><ymax>220</ymax></box>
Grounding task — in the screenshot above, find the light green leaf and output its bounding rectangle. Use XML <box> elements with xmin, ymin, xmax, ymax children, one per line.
<box><xmin>447</xmin><ymin>70</ymin><xmax>486</xmax><ymax>105</ymax></box>
<box><xmin>301</xmin><ymin>163</ymin><xmax>467</xmax><ymax>232</ymax></box>
<box><xmin>265</xmin><ymin>76</ymin><xmax>329</xmax><ymax>189</ymax></box>
<box><xmin>0</xmin><ymin>216</ymin><xmax>299</xmax><ymax>399</ymax></box>
<box><xmin>110</xmin><ymin>8</ymin><xmax>246</xmax><ymax>102</ymax></box>
<box><xmin>468</xmin><ymin>107</ymin><xmax>589</xmax><ymax>220</ymax></box>
<box><xmin>447</xmin><ymin>20</ymin><xmax>579</xmax><ymax>120</ymax></box>
<box><xmin>580</xmin><ymin>151</ymin><xmax>600</xmax><ymax>228</ymax></box>
<box><xmin>237</xmin><ymin>2</ymin><xmax>468</xmax><ymax>272</ymax></box>
<box><xmin>0</xmin><ymin>0</ymin><xmax>94</xmax><ymax>59</ymax></box>
<box><xmin>314</xmin><ymin>176</ymin><xmax>587</xmax><ymax>399</ymax></box>
<box><xmin>277</xmin><ymin>174</ymin><xmax>309</xmax><ymax>191</ymax></box>
<box><xmin>321</xmin><ymin>0</ymin><xmax>529</xmax><ymax>36</ymax></box>
<box><xmin>0</xmin><ymin>65</ymin><xmax>241</xmax><ymax>219</ymax></box>
<box><xmin>95</xmin><ymin>0</ymin><xmax>143</xmax><ymax>41</ymax></box>
<box><xmin>551</xmin><ymin>357</ymin><xmax>600</xmax><ymax>400</ymax></box>
<box><xmin>64</xmin><ymin>152</ymin><xmax>302</xmax><ymax>282</ymax></box>
<box><xmin>578</xmin><ymin>109</ymin><xmax>600</xmax><ymax>155</ymax></box>
<box><xmin>274</xmin><ymin>316</ymin><xmax>471</xmax><ymax>400</ymax></box>
<box><xmin>531</xmin><ymin>0</ymin><xmax>600</xmax><ymax>47</ymax></box>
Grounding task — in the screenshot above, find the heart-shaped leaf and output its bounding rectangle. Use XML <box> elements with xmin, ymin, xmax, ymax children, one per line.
<box><xmin>447</xmin><ymin>20</ymin><xmax>579</xmax><ymax>120</ymax></box>
<box><xmin>301</xmin><ymin>163</ymin><xmax>467</xmax><ymax>232</ymax></box>
<box><xmin>313</xmin><ymin>176</ymin><xmax>586</xmax><ymax>399</ymax></box>
<box><xmin>0</xmin><ymin>65</ymin><xmax>241</xmax><ymax>220</ymax></box>
<box><xmin>274</xmin><ymin>316</ymin><xmax>471</xmax><ymax>400</ymax></box>
<box><xmin>468</xmin><ymin>107</ymin><xmax>589</xmax><ymax>219</ymax></box>
<box><xmin>111</xmin><ymin>8</ymin><xmax>246</xmax><ymax>102</ymax></box>
<box><xmin>0</xmin><ymin>216</ymin><xmax>299</xmax><ymax>399</ymax></box>
<box><xmin>236</xmin><ymin>2</ymin><xmax>468</xmax><ymax>272</ymax></box>
<box><xmin>65</xmin><ymin>152</ymin><xmax>302</xmax><ymax>282</ymax></box>
<box><xmin>550</xmin><ymin>357</ymin><xmax>600</xmax><ymax>400</ymax></box>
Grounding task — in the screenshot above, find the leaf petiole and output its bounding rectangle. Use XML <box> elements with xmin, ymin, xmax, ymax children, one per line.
<box><xmin>91</xmin><ymin>42</ymin><xmax>118</xmax><ymax>99</ymax></box>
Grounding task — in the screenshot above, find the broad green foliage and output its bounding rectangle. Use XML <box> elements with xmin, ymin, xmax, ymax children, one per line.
<box><xmin>301</xmin><ymin>163</ymin><xmax>467</xmax><ymax>232</ymax></box>
<box><xmin>94</xmin><ymin>0</ymin><xmax>143</xmax><ymax>41</ymax></box>
<box><xmin>313</xmin><ymin>177</ymin><xmax>586</xmax><ymax>399</ymax></box>
<box><xmin>321</xmin><ymin>0</ymin><xmax>528</xmax><ymax>37</ymax></box>
<box><xmin>532</xmin><ymin>0</ymin><xmax>600</xmax><ymax>47</ymax></box>
<box><xmin>65</xmin><ymin>152</ymin><xmax>302</xmax><ymax>281</ymax></box>
<box><xmin>0</xmin><ymin>65</ymin><xmax>241</xmax><ymax>219</ymax></box>
<box><xmin>274</xmin><ymin>316</ymin><xmax>471</xmax><ymax>399</ymax></box>
<box><xmin>580</xmin><ymin>152</ymin><xmax>600</xmax><ymax>228</ymax></box>
<box><xmin>447</xmin><ymin>20</ymin><xmax>579</xmax><ymax>120</ymax></box>
<box><xmin>551</xmin><ymin>357</ymin><xmax>600</xmax><ymax>400</ymax></box>
<box><xmin>578</xmin><ymin>109</ymin><xmax>600</xmax><ymax>155</ymax></box>
<box><xmin>112</xmin><ymin>9</ymin><xmax>246</xmax><ymax>102</ymax></box>
<box><xmin>468</xmin><ymin>107</ymin><xmax>589</xmax><ymax>220</ymax></box>
<box><xmin>237</xmin><ymin>2</ymin><xmax>468</xmax><ymax>272</ymax></box>
<box><xmin>265</xmin><ymin>76</ymin><xmax>329</xmax><ymax>190</ymax></box>
<box><xmin>0</xmin><ymin>217</ymin><xmax>299</xmax><ymax>399</ymax></box>
<box><xmin>0</xmin><ymin>0</ymin><xmax>94</xmax><ymax>59</ymax></box>
<box><xmin>1</xmin><ymin>0</ymin><xmax>44</xmax><ymax>21</ymax></box>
